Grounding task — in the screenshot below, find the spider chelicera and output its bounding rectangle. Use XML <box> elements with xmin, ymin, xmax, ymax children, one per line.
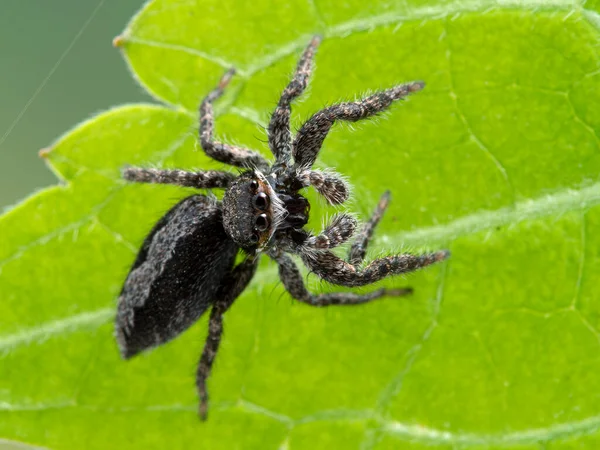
<box><xmin>115</xmin><ymin>36</ymin><xmax>449</xmax><ymax>419</ymax></box>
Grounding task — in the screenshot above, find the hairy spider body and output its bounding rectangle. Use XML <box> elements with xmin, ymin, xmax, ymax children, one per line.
<box><xmin>116</xmin><ymin>36</ymin><xmax>449</xmax><ymax>420</ymax></box>
<box><xmin>116</xmin><ymin>195</ymin><xmax>238</xmax><ymax>358</ymax></box>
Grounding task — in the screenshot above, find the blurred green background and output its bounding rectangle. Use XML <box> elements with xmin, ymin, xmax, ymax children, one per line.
<box><xmin>0</xmin><ymin>0</ymin><xmax>149</xmax><ymax>210</ymax></box>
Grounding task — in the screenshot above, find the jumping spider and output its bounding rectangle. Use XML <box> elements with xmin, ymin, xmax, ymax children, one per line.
<box><xmin>116</xmin><ymin>36</ymin><xmax>449</xmax><ymax>420</ymax></box>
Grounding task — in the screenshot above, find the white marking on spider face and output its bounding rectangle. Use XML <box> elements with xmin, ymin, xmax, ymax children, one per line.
<box><xmin>254</xmin><ymin>171</ymin><xmax>287</xmax><ymax>251</ymax></box>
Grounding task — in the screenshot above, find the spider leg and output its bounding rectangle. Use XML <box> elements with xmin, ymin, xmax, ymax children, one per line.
<box><xmin>302</xmin><ymin>213</ymin><xmax>357</xmax><ymax>250</ymax></box>
<box><xmin>276</xmin><ymin>213</ymin><xmax>356</xmax><ymax>253</ymax></box>
<box><xmin>196</xmin><ymin>257</ymin><xmax>257</xmax><ymax>420</ymax></box>
<box><xmin>272</xmin><ymin>252</ymin><xmax>411</xmax><ymax>306</ymax></box>
<box><xmin>269</xmin><ymin>36</ymin><xmax>320</xmax><ymax>169</ymax></box>
<box><xmin>292</xmin><ymin>82</ymin><xmax>425</xmax><ymax>169</ymax></box>
<box><xmin>123</xmin><ymin>167</ymin><xmax>235</xmax><ymax>189</ymax></box>
<box><xmin>300</xmin><ymin>248</ymin><xmax>448</xmax><ymax>288</ymax></box>
<box><xmin>199</xmin><ymin>69</ymin><xmax>269</xmax><ymax>170</ymax></box>
<box><xmin>296</xmin><ymin>169</ymin><xmax>350</xmax><ymax>205</ymax></box>
<box><xmin>349</xmin><ymin>190</ymin><xmax>390</xmax><ymax>265</ymax></box>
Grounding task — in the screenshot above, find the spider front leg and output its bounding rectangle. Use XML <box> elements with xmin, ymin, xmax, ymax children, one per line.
<box><xmin>292</xmin><ymin>81</ymin><xmax>425</xmax><ymax>169</ymax></box>
<box><xmin>269</xmin><ymin>36</ymin><xmax>320</xmax><ymax>170</ymax></box>
<box><xmin>199</xmin><ymin>69</ymin><xmax>269</xmax><ymax>170</ymax></box>
<box><xmin>196</xmin><ymin>257</ymin><xmax>257</xmax><ymax>420</ymax></box>
<box><xmin>272</xmin><ymin>252</ymin><xmax>411</xmax><ymax>306</ymax></box>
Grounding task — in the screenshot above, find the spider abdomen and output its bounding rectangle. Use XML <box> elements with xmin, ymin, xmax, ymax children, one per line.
<box><xmin>116</xmin><ymin>195</ymin><xmax>238</xmax><ymax>358</ymax></box>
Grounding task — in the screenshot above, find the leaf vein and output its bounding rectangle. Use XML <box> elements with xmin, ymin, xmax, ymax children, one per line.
<box><xmin>0</xmin><ymin>188</ymin><xmax>122</xmax><ymax>274</ymax></box>
<box><xmin>307</xmin><ymin>0</ymin><xmax>327</xmax><ymax>30</ymax></box>
<box><xmin>0</xmin><ymin>308</ymin><xmax>113</xmax><ymax>353</ymax></box>
<box><xmin>395</xmin><ymin>179</ymin><xmax>600</xmax><ymax>248</ymax></box>
<box><xmin>123</xmin><ymin>37</ymin><xmax>239</xmax><ymax>74</ymax></box>
<box><xmin>3</xmin><ymin>399</ymin><xmax>598</xmax><ymax>445</ymax></box>
<box><xmin>444</xmin><ymin>20</ymin><xmax>517</xmax><ymax>208</ymax></box>
<box><xmin>361</xmin><ymin>260</ymin><xmax>449</xmax><ymax>450</ymax></box>
<box><xmin>566</xmin><ymin>90</ymin><xmax>600</xmax><ymax>152</ymax></box>
<box><xmin>381</xmin><ymin>412</ymin><xmax>600</xmax><ymax>445</ymax></box>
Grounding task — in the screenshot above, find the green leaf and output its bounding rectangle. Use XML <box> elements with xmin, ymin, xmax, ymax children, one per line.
<box><xmin>2</xmin><ymin>0</ymin><xmax>600</xmax><ymax>448</ymax></box>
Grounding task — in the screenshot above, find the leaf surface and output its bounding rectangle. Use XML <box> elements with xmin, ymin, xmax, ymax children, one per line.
<box><xmin>2</xmin><ymin>0</ymin><xmax>600</xmax><ymax>448</ymax></box>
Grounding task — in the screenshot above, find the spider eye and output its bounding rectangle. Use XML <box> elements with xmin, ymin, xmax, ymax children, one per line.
<box><xmin>248</xmin><ymin>232</ymin><xmax>259</xmax><ymax>245</ymax></box>
<box><xmin>252</xmin><ymin>192</ymin><xmax>269</xmax><ymax>210</ymax></box>
<box><xmin>249</xmin><ymin>180</ymin><xmax>259</xmax><ymax>191</ymax></box>
<box><xmin>255</xmin><ymin>214</ymin><xmax>270</xmax><ymax>231</ymax></box>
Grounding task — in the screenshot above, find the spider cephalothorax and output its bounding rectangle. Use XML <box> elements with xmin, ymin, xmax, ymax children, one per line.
<box><xmin>221</xmin><ymin>170</ymin><xmax>299</xmax><ymax>251</ymax></box>
<box><xmin>116</xmin><ymin>36</ymin><xmax>449</xmax><ymax>420</ymax></box>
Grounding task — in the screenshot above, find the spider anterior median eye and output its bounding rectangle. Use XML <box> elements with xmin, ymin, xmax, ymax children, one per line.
<box><xmin>253</xmin><ymin>192</ymin><xmax>269</xmax><ymax>210</ymax></box>
<box><xmin>255</xmin><ymin>214</ymin><xmax>270</xmax><ymax>231</ymax></box>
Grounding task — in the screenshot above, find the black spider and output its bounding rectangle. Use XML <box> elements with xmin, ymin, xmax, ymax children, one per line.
<box><xmin>115</xmin><ymin>36</ymin><xmax>449</xmax><ymax>420</ymax></box>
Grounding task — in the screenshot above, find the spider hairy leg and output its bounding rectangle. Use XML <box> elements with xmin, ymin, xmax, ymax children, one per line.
<box><xmin>302</xmin><ymin>250</ymin><xmax>449</xmax><ymax>288</ymax></box>
<box><xmin>197</xmin><ymin>307</ymin><xmax>223</xmax><ymax>421</ymax></box>
<box><xmin>122</xmin><ymin>167</ymin><xmax>235</xmax><ymax>189</ymax></box>
<box><xmin>349</xmin><ymin>190</ymin><xmax>390</xmax><ymax>266</ymax></box>
<box><xmin>273</xmin><ymin>253</ymin><xmax>411</xmax><ymax>306</ymax></box>
<box><xmin>303</xmin><ymin>213</ymin><xmax>357</xmax><ymax>250</ymax></box>
<box><xmin>292</xmin><ymin>81</ymin><xmax>425</xmax><ymax>169</ymax></box>
<box><xmin>199</xmin><ymin>69</ymin><xmax>269</xmax><ymax>170</ymax></box>
<box><xmin>197</xmin><ymin>257</ymin><xmax>257</xmax><ymax>420</ymax></box>
<box><xmin>296</xmin><ymin>169</ymin><xmax>350</xmax><ymax>205</ymax></box>
<box><xmin>269</xmin><ymin>36</ymin><xmax>321</xmax><ymax>168</ymax></box>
